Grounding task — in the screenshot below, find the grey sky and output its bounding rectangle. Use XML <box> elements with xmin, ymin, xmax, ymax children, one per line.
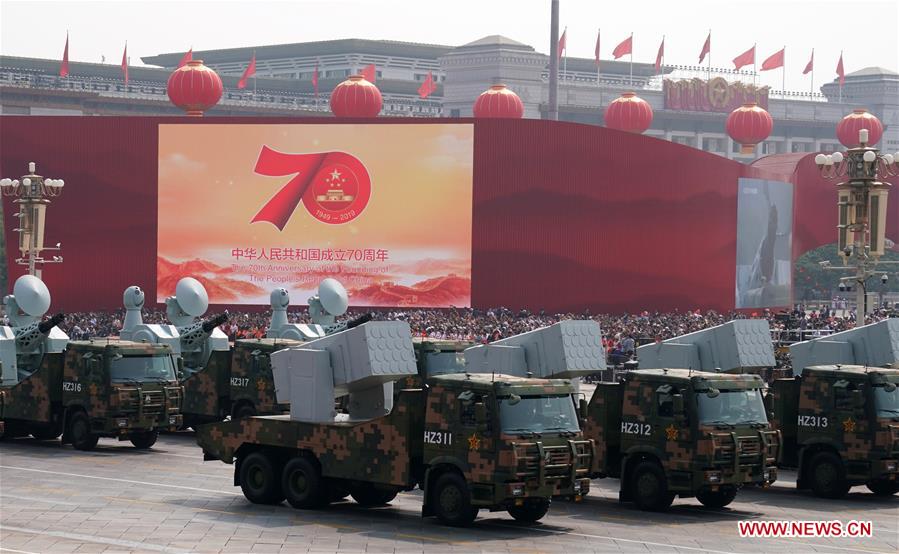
<box><xmin>1</xmin><ymin>0</ymin><xmax>896</xmax><ymax>92</ymax></box>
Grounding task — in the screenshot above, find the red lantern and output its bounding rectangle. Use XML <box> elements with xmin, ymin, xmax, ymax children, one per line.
<box><xmin>330</xmin><ymin>75</ymin><xmax>382</xmax><ymax>118</ymax></box>
<box><xmin>166</xmin><ymin>60</ymin><xmax>223</xmax><ymax>117</ymax></box>
<box><xmin>472</xmin><ymin>84</ymin><xmax>524</xmax><ymax>118</ymax></box>
<box><xmin>836</xmin><ymin>108</ymin><xmax>883</xmax><ymax>148</ymax></box>
<box><xmin>726</xmin><ymin>103</ymin><xmax>773</xmax><ymax>154</ymax></box>
<box><xmin>604</xmin><ymin>92</ymin><xmax>653</xmax><ymax>134</ymax></box>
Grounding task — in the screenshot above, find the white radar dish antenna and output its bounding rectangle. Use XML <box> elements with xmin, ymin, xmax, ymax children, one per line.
<box><xmin>175</xmin><ymin>277</ymin><xmax>209</xmax><ymax>317</ymax></box>
<box><xmin>318</xmin><ymin>278</ymin><xmax>349</xmax><ymax>316</ymax></box>
<box><xmin>13</xmin><ymin>275</ymin><xmax>51</xmax><ymax>317</ymax></box>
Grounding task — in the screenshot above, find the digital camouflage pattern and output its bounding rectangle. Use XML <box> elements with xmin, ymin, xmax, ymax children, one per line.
<box><xmin>770</xmin><ymin>365</ymin><xmax>899</xmax><ymax>485</ymax></box>
<box><xmin>584</xmin><ymin>369</ymin><xmax>780</xmax><ymax>497</ymax></box>
<box><xmin>197</xmin><ymin>371</ymin><xmax>592</xmax><ymax>513</ymax></box>
<box><xmin>0</xmin><ymin>340</ymin><xmax>182</xmax><ymax>439</ymax></box>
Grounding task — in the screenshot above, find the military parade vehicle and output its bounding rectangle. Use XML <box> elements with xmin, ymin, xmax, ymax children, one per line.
<box><xmin>0</xmin><ymin>276</ymin><xmax>182</xmax><ymax>449</ymax></box>
<box><xmin>196</xmin><ymin>320</ymin><xmax>594</xmax><ymax>526</ymax></box>
<box><xmin>770</xmin><ymin>319</ymin><xmax>899</xmax><ymax>497</ymax></box>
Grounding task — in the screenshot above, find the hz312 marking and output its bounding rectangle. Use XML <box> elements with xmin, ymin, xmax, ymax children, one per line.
<box><xmin>621</xmin><ymin>421</ymin><xmax>652</xmax><ymax>436</ymax></box>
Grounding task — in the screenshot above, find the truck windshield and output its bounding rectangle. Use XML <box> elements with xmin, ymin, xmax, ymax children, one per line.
<box><xmin>874</xmin><ymin>385</ymin><xmax>899</xmax><ymax>418</ymax></box>
<box><xmin>110</xmin><ymin>356</ymin><xmax>176</xmax><ymax>383</ymax></box>
<box><xmin>697</xmin><ymin>389</ymin><xmax>768</xmax><ymax>426</ymax></box>
<box><xmin>498</xmin><ymin>395</ymin><xmax>580</xmax><ymax>434</ymax></box>
<box><xmin>424</xmin><ymin>351</ymin><xmax>466</xmax><ymax>375</ymax></box>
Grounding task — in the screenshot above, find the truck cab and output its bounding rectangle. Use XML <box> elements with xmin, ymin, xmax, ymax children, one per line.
<box><xmin>585</xmin><ymin>369</ymin><xmax>779</xmax><ymax>511</ymax></box>
<box><xmin>769</xmin><ymin>365</ymin><xmax>899</xmax><ymax>497</ymax></box>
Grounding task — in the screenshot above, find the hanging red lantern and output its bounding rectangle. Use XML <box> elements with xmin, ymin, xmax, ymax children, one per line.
<box><xmin>166</xmin><ymin>60</ymin><xmax>223</xmax><ymax>117</ymax></box>
<box><xmin>836</xmin><ymin>108</ymin><xmax>883</xmax><ymax>148</ymax></box>
<box><xmin>726</xmin><ymin>103</ymin><xmax>773</xmax><ymax>154</ymax></box>
<box><xmin>472</xmin><ymin>84</ymin><xmax>524</xmax><ymax>118</ymax></box>
<box><xmin>604</xmin><ymin>92</ymin><xmax>653</xmax><ymax>133</ymax></box>
<box><xmin>330</xmin><ymin>75</ymin><xmax>382</xmax><ymax>118</ymax></box>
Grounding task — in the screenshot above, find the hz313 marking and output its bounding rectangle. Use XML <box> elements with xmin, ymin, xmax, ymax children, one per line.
<box><xmin>798</xmin><ymin>415</ymin><xmax>828</xmax><ymax>428</ymax></box>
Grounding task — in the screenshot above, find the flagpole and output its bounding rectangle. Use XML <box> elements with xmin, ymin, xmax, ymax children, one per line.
<box><xmin>629</xmin><ymin>33</ymin><xmax>633</xmax><ymax>87</ymax></box>
<box><xmin>782</xmin><ymin>46</ymin><xmax>786</xmax><ymax>100</ymax></box>
<box><xmin>548</xmin><ymin>0</ymin><xmax>559</xmax><ymax>120</ymax></box>
<box><xmin>838</xmin><ymin>50</ymin><xmax>843</xmax><ymax>103</ymax></box>
<box><xmin>597</xmin><ymin>28</ymin><xmax>601</xmax><ymax>86</ymax></box>
<box><xmin>707</xmin><ymin>29</ymin><xmax>711</xmax><ymax>81</ymax></box>
<box><xmin>563</xmin><ymin>27</ymin><xmax>568</xmax><ymax>82</ymax></box>
<box><xmin>810</xmin><ymin>49</ymin><xmax>814</xmax><ymax>97</ymax></box>
<box><xmin>753</xmin><ymin>42</ymin><xmax>757</xmax><ymax>87</ymax></box>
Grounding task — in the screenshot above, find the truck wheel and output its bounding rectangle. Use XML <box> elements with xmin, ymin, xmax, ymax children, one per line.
<box><xmin>350</xmin><ymin>483</ymin><xmax>398</xmax><ymax>506</ymax></box>
<box><xmin>67</xmin><ymin>412</ymin><xmax>99</xmax><ymax>451</ymax></box>
<box><xmin>809</xmin><ymin>452</ymin><xmax>850</xmax><ymax>499</ymax></box>
<box><xmin>240</xmin><ymin>451</ymin><xmax>285</xmax><ymax>505</ymax></box>
<box><xmin>233</xmin><ymin>404</ymin><xmax>256</xmax><ymax>420</ymax></box>
<box><xmin>433</xmin><ymin>473</ymin><xmax>477</xmax><ymax>527</ymax></box>
<box><xmin>632</xmin><ymin>461</ymin><xmax>675</xmax><ymax>511</ymax></box>
<box><xmin>696</xmin><ymin>486</ymin><xmax>737</xmax><ymax>509</ymax></box>
<box><xmin>866</xmin><ymin>479</ymin><xmax>899</xmax><ymax>496</ymax></box>
<box><xmin>508</xmin><ymin>499</ymin><xmax>550</xmax><ymax>523</ymax></box>
<box><xmin>130</xmin><ymin>430</ymin><xmax>159</xmax><ymax>449</ymax></box>
<box><xmin>281</xmin><ymin>457</ymin><xmax>325</xmax><ymax>509</ymax></box>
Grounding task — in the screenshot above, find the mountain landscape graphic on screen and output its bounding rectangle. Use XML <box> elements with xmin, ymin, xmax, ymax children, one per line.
<box><xmin>252</xmin><ymin>146</ymin><xmax>372</xmax><ymax>228</ymax></box>
<box><xmin>157</xmin><ymin>123</ymin><xmax>474</xmax><ymax>307</ymax></box>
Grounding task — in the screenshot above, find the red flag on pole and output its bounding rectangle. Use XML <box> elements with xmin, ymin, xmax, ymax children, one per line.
<box><xmin>836</xmin><ymin>52</ymin><xmax>845</xmax><ymax>86</ymax></box>
<box><xmin>418</xmin><ymin>71</ymin><xmax>437</xmax><ymax>99</ymax></box>
<box><xmin>361</xmin><ymin>64</ymin><xmax>376</xmax><ymax>83</ymax></box>
<box><xmin>802</xmin><ymin>50</ymin><xmax>814</xmax><ymax>74</ymax></box>
<box><xmin>612</xmin><ymin>35</ymin><xmax>632</xmax><ymax>59</ymax></box>
<box><xmin>655</xmin><ymin>37</ymin><xmax>665</xmax><ymax>73</ymax></box>
<box><xmin>312</xmin><ymin>63</ymin><xmax>319</xmax><ymax>95</ymax></box>
<box><xmin>760</xmin><ymin>47</ymin><xmax>785</xmax><ymax>71</ymax></box>
<box><xmin>59</xmin><ymin>33</ymin><xmax>69</xmax><ymax>77</ymax></box>
<box><xmin>238</xmin><ymin>52</ymin><xmax>256</xmax><ymax>89</ymax></box>
<box><xmin>698</xmin><ymin>32</ymin><xmax>711</xmax><ymax>64</ymax></box>
<box><xmin>558</xmin><ymin>28</ymin><xmax>567</xmax><ymax>60</ymax></box>
<box><xmin>178</xmin><ymin>48</ymin><xmax>193</xmax><ymax>68</ymax></box>
<box><xmin>121</xmin><ymin>43</ymin><xmax>129</xmax><ymax>85</ymax></box>
<box><xmin>594</xmin><ymin>29</ymin><xmax>601</xmax><ymax>68</ymax></box>
<box><xmin>733</xmin><ymin>45</ymin><xmax>755</xmax><ymax>70</ymax></box>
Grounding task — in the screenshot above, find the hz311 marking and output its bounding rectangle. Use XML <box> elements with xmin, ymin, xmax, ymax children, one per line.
<box><xmin>424</xmin><ymin>430</ymin><xmax>453</xmax><ymax>445</ymax></box>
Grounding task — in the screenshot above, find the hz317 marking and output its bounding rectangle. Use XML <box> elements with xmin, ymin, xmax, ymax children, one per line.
<box><xmin>798</xmin><ymin>415</ymin><xmax>828</xmax><ymax>428</ymax></box>
<box><xmin>621</xmin><ymin>421</ymin><xmax>651</xmax><ymax>436</ymax></box>
<box><xmin>230</xmin><ymin>377</ymin><xmax>250</xmax><ymax>387</ymax></box>
<box><xmin>424</xmin><ymin>430</ymin><xmax>453</xmax><ymax>445</ymax></box>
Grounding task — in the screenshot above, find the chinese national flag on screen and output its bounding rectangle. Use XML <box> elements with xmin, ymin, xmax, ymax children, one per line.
<box><xmin>238</xmin><ymin>53</ymin><xmax>256</xmax><ymax>89</ymax></box>
<box><xmin>361</xmin><ymin>64</ymin><xmax>376</xmax><ymax>83</ymax></box>
<box><xmin>121</xmin><ymin>43</ymin><xmax>129</xmax><ymax>85</ymax></box>
<box><xmin>733</xmin><ymin>45</ymin><xmax>755</xmax><ymax>70</ymax></box>
<box><xmin>836</xmin><ymin>52</ymin><xmax>845</xmax><ymax>86</ymax></box>
<box><xmin>655</xmin><ymin>37</ymin><xmax>665</xmax><ymax>73</ymax></box>
<box><xmin>612</xmin><ymin>34</ymin><xmax>632</xmax><ymax>59</ymax></box>
<box><xmin>761</xmin><ymin>48</ymin><xmax>784</xmax><ymax>71</ymax></box>
<box><xmin>312</xmin><ymin>64</ymin><xmax>319</xmax><ymax>95</ymax></box>
<box><xmin>803</xmin><ymin>50</ymin><xmax>814</xmax><ymax>74</ymax></box>
<box><xmin>594</xmin><ymin>30</ymin><xmax>601</xmax><ymax>69</ymax></box>
<box><xmin>178</xmin><ymin>48</ymin><xmax>193</xmax><ymax>68</ymax></box>
<box><xmin>60</xmin><ymin>33</ymin><xmax>69</xmax><ymax>77</ymax></box>
<box><xmin>699</xmin><ymin>32</ymin><xmax>710</xmax><ymax>64</ymax></box>
<box><xmin>558</xmin><ymin>28</ymin><xmax>567</xmax><ymax>60</ymax></box>
<box><xmin>418</xmin><ymin>71</ymin><xmax>437</xmax><ymax>99</ymax></box>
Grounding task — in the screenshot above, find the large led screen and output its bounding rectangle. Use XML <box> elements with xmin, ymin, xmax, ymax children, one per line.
<box><xmin>157</xmin><ymin>124</ymin><xmax>474</xmax><ymax>306</ymax></box>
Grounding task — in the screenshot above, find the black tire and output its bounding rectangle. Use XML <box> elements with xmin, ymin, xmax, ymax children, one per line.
<box><xmin>508</xmin><ymin>498</ymin><xmax>550</xmax><ymax>523</ymax></box>
<box><xmin>808</xmin><ymin>452</ymin><xmax>850</xmax><ymax>499</ymax></box>
<box><xmin>67</xmin><ymin>411</ymin><xmax>99</xmax><ymax>451</ymax></box>
<box><xmin>432</xmin><ymin>473</ymin><xmax>477</xmax><ymax>527</ymax></box>
<box><xmin>130</xmin><ymin>430</ymin><xmax>159</xmax><ymax>449</ymax></box>
<box><xmin>696</xmin><ymin>486</ymin><xmax>737</xmax><ymax>509</ymax></box>
<box><xmin>350</xmin><ymin>483</ymin><xmax>398</xmax><ymax>506</ymax></box>
<box><xmin>233</xmin><ymin>404</ymin><xmax>256</xmax><ymax>420</ymax></box>
<box><xmin>30</xmin><ymin>425</ymin><xmax>61</xmax><ymax>441</ymax></box>
<box><xmin>239</xmin><ymin>451</ymin><xmax>285</xmax><ymax>505</ymax></box>
<box><xmin>866</xmin><ymin>479</ymin><xmax>899</xmax><ymax>496</ymax></box>
<box><xmin>281</xmin><ymin>456</ymin><xmax>326</xmax><ymax>509</ymax></box>
<box><xmin>631</xmin><ymin>461</ymin><xmax>675</xmax><ymax>511</ymax></box>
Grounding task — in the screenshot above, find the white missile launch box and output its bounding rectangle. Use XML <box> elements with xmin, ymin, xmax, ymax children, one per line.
<box><xmin>0</xmin><ymin>276</ymin><xmax>68</xmax><ymax>384</ymax></box>
<box><xmin>637</xmin><ymin>319</ymin><xmax>775</xmax><ymax>372</ymax></box>
<box><xmin>271</xmin><ymin>321</ymin><xmax>417</xmax><ymax>422</ymax></box>
<box><xmin>789</xmin><ymin>318</ymin><xmax>899</xmax><ymax>375</ymax></box>
<box><xmin>463</xmin><ymin>320</ymin><xmax>606</xmax><ymax>379</ymax></box>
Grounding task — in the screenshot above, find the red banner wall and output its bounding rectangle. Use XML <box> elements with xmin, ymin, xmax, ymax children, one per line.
<box><xmin>2</xmin><ymin>116</ymin><xmax>775</xmax><ymax>313</ymax></box>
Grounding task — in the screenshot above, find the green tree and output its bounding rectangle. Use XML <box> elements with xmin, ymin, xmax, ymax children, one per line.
<box><xmin>794</xmin><ymin>243</ymin><xmax>899</xmax><ymax>302</ymax></box>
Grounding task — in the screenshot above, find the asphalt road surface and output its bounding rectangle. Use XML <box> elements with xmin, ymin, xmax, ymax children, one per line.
<box><xmin>1</xmin><ymin>433</ymin><xmax>897</xmax><ymax>553</ymax></box>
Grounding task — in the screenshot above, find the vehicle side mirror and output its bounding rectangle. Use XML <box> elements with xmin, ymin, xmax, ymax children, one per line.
<box><xmin>579</xmin><ymin>398</ymin><xmax>588</xmax><ymax>420</ymax></box>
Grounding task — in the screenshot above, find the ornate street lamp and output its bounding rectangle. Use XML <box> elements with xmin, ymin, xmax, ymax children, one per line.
<box><xmin>814</xmin><ymin>129</ymin><xmax>899</xmax><ymax>325</ymax></box>
<box><xmin>0</xmin><ymin>162</ymin><xmax>65</xmax><ymax>279</ymax></box>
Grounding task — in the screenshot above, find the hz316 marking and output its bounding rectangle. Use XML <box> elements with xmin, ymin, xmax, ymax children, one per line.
<box><xmin>62</xmin><ymin>381</ymin><xmax>82</xmax><ymax>392</ymax></box>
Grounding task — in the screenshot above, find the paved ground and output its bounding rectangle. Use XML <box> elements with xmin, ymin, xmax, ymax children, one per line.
<box><xmin>1</xmin><ymin>433</ymin><xmax>897</xmax><ymax>553</ymax></box>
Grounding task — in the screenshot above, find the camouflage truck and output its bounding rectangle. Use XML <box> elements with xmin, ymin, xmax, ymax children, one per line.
<box><xmin>197</xmin><ymin>322</ymin><xmax>593</xmax><ymax>526</ymax></box>
<box><xmin>768</xmin><ymin>365</ymin><xmax>899</xmax><ymax>497</ymax></box>
<box><xmin>0</xmin><ymin>339</ymin><xmax>183</xmax><ymax>450</ymax></box>
<box><xmin>583</xmin><ymin>369</ymin><xmax>780</xmax><ymax>511</ymax></box>
<box><xmin>181</xmin><ymin>338</ymin><xmax>299</xmax><ymax>427</ymax></box>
